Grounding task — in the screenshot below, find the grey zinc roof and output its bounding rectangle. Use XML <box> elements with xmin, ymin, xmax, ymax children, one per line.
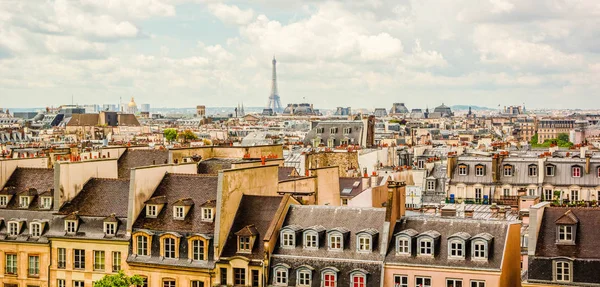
<box><xmin>46</xmin><ymin>215</ymin><xmax>129</xmax><ymax>241</ymax></box>
<box><xmin>543</xmin><ymin>158</ymin><xmax>600</xmax><ymax>187</ymax></box>
<box><xmin>0</xmin><ymin>209</ymin><xmax>54</xmax><ymax>244</ymax></box>
<box><xmin>452</xmin><ymin>157</ymin><xmax>493</xmax><ymax>184</ymax></box>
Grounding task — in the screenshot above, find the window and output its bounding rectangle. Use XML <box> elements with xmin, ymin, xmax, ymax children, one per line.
<box><xmin>146</xmin><ymin>205</ymin><xmax>157</xmax><ymax>217</ymax></box>
<box><xmin>234</xmin><ymin>268</ymin><xmax>246</xmax><ymax>285</ymax></box>
<box><xmin>449</xmin><ymin>240</ymin><xmax>464</xmax><ymax>258</ymax></box>
<box><xmin>342</xmin><ymin>198</ymin><xmax>348</xmax><ymax>205</ymax></box>
<box><xmin>6</xmin><ymin>253</ymin><xmax>17</xmax><ymax>274</ymax></box>
<box><xmin>163</xmin><ymin>279</ymin><xmax>176</xmax><ymax>287</ymax></box>
<box><xmin>252</xmin><ymin>269</ymin><xmax>260</xmax><ymax>287</ymax></box>
<box><xmin>415</xmin><ymin>277</ymin><xmax>431</xmax><ymax>287</ymax></box>
<box><xmin>42</xmin><ymin>197</ymin><xmax>52</xmax><ymax>209</ymax></box>
<box><xmin>104</xmin><ymin>222</ymin><xmax>116</xmax><ymax>235</ymax></box>
<box><xmin>473</xmin><ymin>241</ymin><xmax>487</xmax><ymax>260</ymax></box>
<box><xmin>394</xmin><ymin>275</ymin><xmax>408</xmax><ymax>287</ymax></box>
<box><xmin>546</xmin><ymin>165</ymin><xmax>555</xmax><ymax>176</ymax></box>
<box><xmin>57</xmin><ymin>279</ymin><xmax>66</xmax><ymax>287</ymax></box>
<box><xmin>470</xmin><ymin>281</ymin><xmax>485</xmax><ymax>287</ymax></box>
<box><xmin>357</xmin><ymin>235</ymin><xmax>371</xmax><ymax>252</ymax></box>
<box><xmin>329</xmin><ymin>234</ymin><xmax>342</xmax><ymax>250</ymax></box>
<box><xmin>238</xmin><ymin>236</ymin><xmax>251</xmax><ymax>252</ymax></box>
<box><xmin>317</xmin><ymin>127</ymin><xmax>324</xmax><ymax>134</ymax></box>
<box><xmin>571</xmin><ymin>190</ymin><xmax>579</xmax><ymax>202</ymax></box>
<box><xmin>20</xmin><ymin>196</ymin><xmax>30</xmax><ymax>207</ymax></box>
<box><xmin>528</xmin><ymin>188</ymin><xmax>536</xmax><ymax>196</ymax></box>
<box><xmin>558</xmin><ymin>225</ymin><xmax>573</xmax><ymax>242</ymax></box>
<box><xmin>351</xmin><ymin>273</ymin><xmax>366</xmax><ymax>287</ymax></box>
<box><xmin>164</xmin><ymin>237</ymin><xmax>176</xmax><ymax>258</ymax></box>
<box><xmin>298</xmin><ymin>269</ymin><xmax>312</xmax><ymax>286</ymax></box>
<box><xmin>343</xmin><ymin>127</ymin><xmax>352</xmax><ymax>134</ymax></box>
<box><xmin>503</xmin><ymin>165</ymin><xmax>512</xmax><ymax>176</ymax></box>
<box><xmin>528</xmin><ymin>165</ymin><xmax>538</xmax><ymax>177</ymax></box>
<box><xmin>572</xmin><ymin>166</ymin><xmax>581</xmax><ymax>177</ymax></box>
<box><xmin>323</xmin><ymin>271</ymin><xmax>337</xmax><ymax>287</ymax></box>
<box><xmin>397</xmin><ymin>237</ymin><xmax>410</xmax><ymax>255</ymax></box>
<box><xmin>192</xmin><ymin>240</ymin><xmax>205</xmax><ymax>261</ymax></box>
<box><xmin>419</xmin><ymin>239</ymin><xmax>433</xmax><ymax>256</ymax></box>
<box><xmin>201</xmin><ymin>208</ymin><xmax>213</xmax><ymax>221</ymax></box>
<box><xmin>458</xmin><ymin>165</ymin><xmax>468</xmax><ymax>176</ymax></box>
<box><xmin>112</xmin><ymin>251</ymin><xmax>121</xmax><ymax>272</ymax></box>
<box><xmin>555</xmin><ymin>261</ymin><xmax>571</xmax><ymax>282</ymax></box>
<box><xmin>220</xmin><ymin>268</ymin><xmax>228</xmax><ymax>285</ymax></box>
<box><xmin>503</xmin><ymin>188</ymin><xmax>510</xmax><ymax>197</ymax></box>
<box><xmin>281</xmin><ymin>231</ymin><xmax>295</xmax><ymax>248</ymax></box>
<box><xmin>8</xmin><ymin>222</ymin><xmax>19</xmax><ymax>236</ymax></box>
<box><xmin>0</xmin><ymin>195</ymin><xmax>7</xmax><ymax>206</ymax></box>
<box><xmin>273</xmin><ymin>267</ymin><xmax>288</xmax><ymax>286</ymax></box>
<box><xmin>544</xmin><ymin>189</ymin><xmax>553</xmax><ymax>201</ymax></box>
<box><xmin>330</xmin><ymin>127</ymin><xmax>338</xmax><ymax>134</ymax></box>
<box><xmin>74</xmin><ymin>249</ymin><xmax>85</xmax><ymax>269</ymax></box>
<box><xmin>427</xmin><ymin>181</ymin><xmax>435</xmax><ymax>191</ymax></box>
<box><xmin>598</xmin><ymin>167</ymin><xmax>600</xmax><ymax>178</ymax></box>
<box><xmin>137</xmin><ymin>276</ymin><xmax>148</xmax><ymax>287</ymax></box>
<box><xmin>174</xmin><ymin>206</ymin><xmax>184</xmax><ymax>219</ymax></box>
<box><xmin>30</xmin><ymin>223</ymin><xmax>41</xmax><ymax>237</ymax></box>
<box><xmin>475</xmin><ymin>188</ymin><xmax>482</xmax><ymax>202</ymax></box>
<box><xmin>94</xmin><ymin>250</ymin><xmax>105</xmax><ymax>271</ymax></box>
<box><xmin>58</xmin><ymin>248</ymin><xmax>66</xmax><ymax>269</ymax></box>
<box><xmin>475</xmin><ymin>165</ymin><xmax>484</xmax><ymax>176</ymax></box>
<box><xmin>304</xmin><ymin>232</ymin><xmax>317</xmax><ymax>249</ymax></box>
<box><xmin>136</xmin><ymin>235</ymin><xmax>148</xmax><ymax>255</ymax></box>
<box><xmin>418</xmin><ymin>160</ymin><xmax>425</xmax><ymax>169</ymax></box>
<box><xmin>66</xmin><ymin>220</ymin><xmax>77</xmax><ymax>233</ymax></box>
<box><xmin>327</xmin><ymin>138</ymin><xmax>335</xmax><ymax>147</ymax></box>
<box><xmin>28</xmin><ymin>255</ymin><xmax>40</xmax><ymax>276</ymax></box>
<box><xmin>191</xmin><ymin>281</ymin><xmax>204</xmax><ymax>287</ymax></box>
<box><xmin>73</xmin><ymin>281</ymin><xmax>84</xmax><ymax>287</ymax></box>
<box><xmin>447</xmin><ymin>279</ymin><xmax>462</xmax><ymax>287</ymax></box>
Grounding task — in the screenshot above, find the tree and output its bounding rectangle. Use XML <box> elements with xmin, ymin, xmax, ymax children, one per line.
<box><xmin>557</xmin><ymin>133</ymin><xmax>570</xmax><ymax>143</ymax></box>
<box><xmin>164</xmin><ymin>128</ymin><xmax>177</xmax><ymax>143</ymax></box>
<box><xmin>530</xmin><ymin>134</ymin><xmax>538</xmax><ymax>146</ymax></box>
<box><xmin>179</xmin><ymin>130</ymin><xmax>198</xmax><ymax>140</ymax></box>
<box><xmin>93</xmin><ymin>271</ymin><xmax>144</xmax><ymax>287</ymax></box>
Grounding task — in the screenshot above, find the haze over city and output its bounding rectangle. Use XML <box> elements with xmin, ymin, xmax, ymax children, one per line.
<box><xmin>2</xmin><ymin>0</ymin><xmax>600</xmax><ymax>109</ymax></box>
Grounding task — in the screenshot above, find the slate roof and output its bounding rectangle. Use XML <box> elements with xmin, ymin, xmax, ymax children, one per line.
<box><xmin>273</xmin><ymin>205</ymin><xmax>386</xmax><ymax>261</ymax></box>
<box><xmin>132</xmin><ymin>173</ymin><xmax>218</xmax><ymax>234</ymax></box>
<box><xmin>535</xmin><ymin>207</ymin><xmax>600</xmax><ymax>259</ymax></box>
<box><xmin>278</xmin><ymin>166</ymin><xmax>297</xmax><ymax>181</ymax></box>
<box><xmin>339</xmin><ymin>177</ymin><xmax>364</xmax><ymax>198</ymax></box>
<box><xmin>46</xmin><ymin>215</ymin><xmax>129</xmax><ymax>241</ymax></box>
<box><xmin>0</xmin><ymin>209</ymin><xmax>54</xmax><ymax>243</ymax></box>
<box><xmin>197</xmin><ymin>158</ymin><xmax>241</xmax><ymax>174</ymax></box>
<box><xmin>221</xmin><ymin>195</ymin><xmax>284</xmax><ymax>260</ymax></box>
<box><xmin>117</xmin><ymin>149</ymin><xmax>169</xmax><ymax>179</ymax></box>
<box><xmin>59</xmin><ymin>178</ymin><xmax>130</xmax><ymax>217</ymax></box>
<box><xmin>385</xmin><ymin>216</ymin><xmax>511</xmax><ymax>271</ymax></box>
<box><xmin>117</xmin><ymin>114</ymin><xmax>141</xmax><ymax>126</ymax></box>
<box><xmin>1</xmin><ymin>168</ymin><xmax>54</xmax><ymax>210</ymax></box>
<box><xmin>66</xmin><ymin>114</ymin><xmax>99</xmax><ymax>126</ymax></box>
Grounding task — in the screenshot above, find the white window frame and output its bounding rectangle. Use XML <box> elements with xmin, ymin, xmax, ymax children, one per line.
<box><xmin>65</xmin><ymin>220</ymin><xmax>77</xmax><ymax>234</ymax></box>
<box><xmin>394</xmin><ymin>275</ymin><xmax>408</xmax><ymax>287</ymax></box>
<box><xmin>528</xmin><ymin>165</ymin><xmax>538</xmax><ymax>177</ymax></box>
<box><xmin>303</xmin><ymin>231</ymin><xmax>318</xmax><ymax>249</ymax></box>
<box><xmin>173</xmin><ymin>206</ymin><xmax>185</xmax><ymax>220</ymax></box>
<box><xmin>164</xmin><ymin>237</ymin><xmax>176</xmax><ymax>258</ymax></box>
<box><xmin>104</xmin><ymin>222</ymin><xmax>117</xmax><ymax>235</ymax></box>
<box><xmin>328</xmin><ymin>233</ymin><xmax>343</xmax><ymax>251</ymax></box>
<box><xmin>546</xmin><ymin>165</ymin><xmax>556</xmax><ymax>176</ymax></box>
<box><xmin>448</xmin><ymin>239</ymin><xmax>464</xmax><ymax>259</ymax></box>
<box><xmin>427</xmin><ymin>180</ymin><xmax>435</xmax><ymax>191</ymax></box>
<box><xmin>554</xmin><ymin>260</ymin><xmax>572</xmax><ymax>283</ymax></box>
<box><xmin>42</xmin><ymin>197</ymin><xmax>53</xmax><ymax>209</ymax></box>
<box><xmin>570</xmin><ymin>190</ymin><xmax>579</xmax><ymax>202</ymax></box>
<box><xmin>297</xmin><ymin>269</ymin><xmax>312</xmax><ymax>287</ymax></box>
<box><xmin>415</xmin><ymin>276</ymin><xmax>432</xmax><ymax>287</ymax></box>
<box><xmin>136</xmin><ymin>235</ymin><xmax>148</xmax><ymax>256</ymax></box>
<box><xmin>418</xmin><ymin>238</ymin><xmax>433</xmax><ymax>256</ymax></box>
<box><xmin>0</xmin><ymin>195</ymin><xmax>7</xmax><ymax>206</ymax></box>
<box><xmin>458</xmin><ymin>165</ymin><xmax>468</xmax><ymax>176</ymax></box>
<box><xmin>146</xmin><ymin>205</ymin><xmax>158</xmax><ymax>217</ymax></box>
<box><xmin>30</xmin><ymin>222</ymin><xmax>42</xmax><ymax>237</ymax></box>
<box><xmin>192</xmin><ymin>239</ymin><xmax>205</xmax><ymax>261</ymax></box>
<box><xmin>8</xmin><ymin>221</ymin><xmax>19</xmax><ymax>236</ymax></box>
<box><xmin>280</xmin><ymin>231</ymin><xmax>295</xmax><ymax>248</ymax></box>
<box><xmin>201</xmin><ymin>208</ymin><xmax>213</xmax><ymax>221</ymax></box>
<box><xmin>472</xmin><ymin>240</ymin><xmax>487</xmax><ymax>260</ymax></box>
<box><xmin>19</xmin><ymin>196</ymin><xmax>30</xmax><ymax>208</ymax></box>
<box><xmin>447</xmin><ymin>279</ymin><xmax>463</xmax><ymax>287</ymax></box>
<box><xmin>475</xmin><ymin>165</ymin><xmax>485</xmax><ymax>176</ymax></box>
<box><xmin>557</xmin><ymin>225</ymin><xmax>574</xmax><ymax>243</ymax></box>
<box><xmin>572</xmin><ymin>166</ymin><xmax>581</xmax><ymax>178</ymax></box>
<box><xmin>503</xmin><ymin>165</ymin><xmax>512</xmax><ymax>176</ymax></box>
<box><xmin>396</xmin><ymin>236</ymin><xmax>410</xmax><ymax>255</ymax></box>
<box><xmin>470</xmin><ymin>280</ymin><xmax>486</xmax><ymax>287</ymax></box>
<box><xmin>322</xmin><ymin>270</ymin><xmax>337</xmax><ymax>287</ymax></box>
<box><xmin>350</xmin><ymin>271</ymin><xmax>366</xmax><ymax>287</ymax></box>
<box><xmin>357</xmin><ymin>235</ymin><xmax>372</xmax><ymax>252</ymax></box>
<box><xmin>273</xmin><ymin>266</ymin><xmax>288</xmax><ymax>286</ymax></box>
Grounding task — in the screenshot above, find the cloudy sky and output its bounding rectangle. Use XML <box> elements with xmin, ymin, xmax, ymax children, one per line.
<box><xmin>1</xmin><ymin>0</ymin><xmax>599</xmax><ymax>110</ymax></box>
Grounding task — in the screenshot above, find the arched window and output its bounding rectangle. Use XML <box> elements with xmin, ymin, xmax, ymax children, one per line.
<box><xmin>273</xmin><ymin>265</ymin><xmax>289</xmax><ymax>286</ymax></box>
<box><xmin>418</xmin><ymin>238</ymin><xmax>433</xmax><ymax>256</ymax></box>
<box><xmin>328</xmin><ymin>232</ymin><xmax>343</xmax><ymax>251</ymax></box>
<box><xmin>472</xmin><ymin>240</ymin><xmax>487</xmax><ymax>260</ymax></box>
<box><xmin>396</xmin><ymin>236</ymin><xmax>410</xmax><ymax>255</ymax></box>
<box><xmin>133</xmin><ymin>231</ymin><xmax>153</xmax><ymax>256</ymax></box>
<box><xmin>280</xmin><ymin>230</ymin><xmax>295</xmax><ymax>248</ymax></box>
<box><xmin>350</xmin><ymin>271</ymin><xmax>367</xmax><ymax>287</ymax></box>
<box><xmin>30</xmin><ymin>222</ymin><xmax>42</xmax><ymax>237</ymax></box>
<box><xmin>296</xmin><ymin>266</ymin><xmax>313</xmax><ymax>287</ymax></box>
<box><xmin>448</xmin><ymin>239</ymin><xmax>465</xmax><ymax>258</ymax></box>
<box><xmin>188</xmin><ymin>236</ymin><xmax>208</xmax><ymax>261</ymax></box>
<box><xmin>322</xmin><ymin>269</ymin><xmax>338</xmax><ymax>287</ymax></box>
<box><xmin>304</xmin><ymin>231</ymin><xmax>318</xmax><ymax>249</ymax></box>
<box><xmin>159</xmin><ymin>233</ymin><xmax>181</xmax><ymax>259</ymax></box>
<box><xmin>554</xmin><ymin>260</ymin><xmax>572</xmax><ymax>283</ymax></box>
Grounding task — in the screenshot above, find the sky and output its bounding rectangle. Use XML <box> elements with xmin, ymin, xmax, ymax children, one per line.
<box><xmin>1</xmin><ymin>0</ymin><xmax>599</xmax><ymax>110</ymax></box>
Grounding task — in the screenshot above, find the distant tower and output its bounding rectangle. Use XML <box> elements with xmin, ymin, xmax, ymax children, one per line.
<box><xmin>267</xmin><ymin>57</ymin><xmax>283</xmax><ymax>113</ymax></box>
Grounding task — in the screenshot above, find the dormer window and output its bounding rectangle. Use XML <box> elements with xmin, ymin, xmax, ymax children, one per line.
<box><xmin>572</xmin><ymin>166</ymin><xmax>581</xmax><ymax>178</ymax></box>
<box><xmin>395</xmin><ymin>229</ymin><xmax>417</xmax><ymax>256</ymax></box>
<box><xmin>546</xmin><ymin>164</ymin><xmax>556</xmax><ymax>176</ymax></box>
<box><xmin>236</xmin><ymin>225</ymin><xmax>258</xmax><ymax>253</ymax></box>
<box><xmin>330</xmin><ymin>127</ymin><xmax>338</xmax><ymax>134</ymax></box>
<box><xmin>238</xmin><ymin>236</ymin><xmax>251</xmax><ymax>252</ymax></box>
<box><xmin>201</xmin><ymin>208</ymin><xmax>214</xmax><ymax>222</ymax></box>
<box><xmin>426</xmin><ymin>180</ymin><xmax>435</xmax><ymax>191</ymax></box>
<box><xmin>316</xmin><ymin>127</ymin><xmax>324</xmax><ymax>134</ymax></box>
<box><xmin>558</xmin><ymin>225</ymin><xmax>573</xmax><ymax>242</ymax></box>
<box><xmin>30</xmin><ymin>222</ymin><xmax>42</xmax><ymax>237</ymax></box>
<box><xmin>104</xmin><ymin>222</ymin><xmax>117</xmax><ymax>236</ymax></box>
<box><xmin>417</xmin><ymin>230</ymin><xmax>440</xmax><ymax>257</ymax></box>
<box><xmin>555</xmin><ymin>210</ymin><xmax>578</xmax><ymax>245</ymax></box>
<box><xmin>65</xmin><ymin>220</ymin><xmax>77</xmax><ymax>234</ymax></box>
<box><xmin>418</xmin><ymin>238</ymin><xmax>433</xmax><ymax>256</ymax></box>
<box><xmin>343</xmin><ymin>127</ymin><xmax>352</xmax><ymax>134</ymax></box>
<box><xmin>281</xmin><ymin>231</ymin><xmax>295</xmax><ymax>248</ymax></box>
<box><xmin>174</xmin><ymin>206</ymin><xmax>184</xmax><ymax>220</ymax></box>
<box><xmin>471</xmin><ymin>232</ymin><xmax>493</xmax><ymax>261</ymax></box>
<box><xmin>189</xmin><ymin>236</ymin><xmax>208</xmax><ymax>261</ymax></box>
<box><xmin>164</xmin><ymin>237</ymin><xmax>176</xmax><ymax>258</ymax></box>
<box><xmin>458</xmin><ymin>164</ymin><xmax>468</xmax><ymax>176</ymax></box>
<box><xmin>528</xmin><ymin>164</ymin><xmax>538</xmax><ymax>177</ymax></box>
<box><xmin>448</xmin><ymin>232</ymin><xmax>470</xmax><ymax>259</ymax></box>
<box><xmin>357</xmin><ymin>235</ymin><xmax>371</xmax><ymax>252</ymax></box>
<box><xmin>8</xmin><ymin>221</ymin><xmax>19</xmax><ymax>236</ymax></box>
<box><xmin>554</xmin><ymin>260</ymin><xmax>572</xmax><ymax>283</ymax></box>
<box><xmin>146</xmin><ymin>205</ymin><xmax>158</xmax><ymax>217</ymax></box>
<box><xmin>304</xmin><ymin>231</ymin><xmax>318</xmax><ymax>249</ymax></box>
<box><xmin>329</xmin><ymin>233</ymin><xmax>343</xmax><ymax>251</ymax></box>
<box><xmin>503</xmin><ymin>165</ymin><xmax>513</xmax><ymax>176</ymax></box>
<box><xmin>41</xmin><ymin>197</ymin><xmax>52</xmax><ymax>209</ymax></box>
<box><xmin>19</xmin><ymin>196</ymin><xmax>30</xmax><ymax>208</ymax></box>
<box><xmin>475</xmin><ymin>164</ymin><xmax>485</xmax><ymax>176</ymax></box>
<box><xmin>0</xmin><ymin>195</ymin><xmax>8</xmax><ymax>207</ymax></box>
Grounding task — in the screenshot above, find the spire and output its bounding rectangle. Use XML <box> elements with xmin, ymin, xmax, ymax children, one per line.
<box><xmin>267</xmin><ymin>57</ymin><xmax>282</xmax><ymax>113</ymax></box>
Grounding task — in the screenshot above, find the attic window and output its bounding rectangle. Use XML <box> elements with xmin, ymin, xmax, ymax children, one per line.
<box><xmin>503</xmin><ymin>165</ymin><xmax>513</xmax><ymax>176</ymax></box>
<box><xmin>0</xmin><ymin>195</ymin><xmax>7</xmax><ymax>207</ymax></box>
<box><xmin>41</xmin><ymin>197</ymin><xmax>52</xmax><ymax>209</ymax></box>
<box><xmin>65</xmin><ymin>220</ymin><xmax>77</xmax><ymax>234</ymax></box>
<box><xmin>316</xmin><ymin>128</ymin><xmax>324</xmax><ymax>134</ymax></box>
<box><xmin>330</xmin><ymin>127</ymin><xmax>338</xmax><ymax>134</ymax></box>
<box><xmin>572</xmin><ymin>166</ymin><xmax>581</xmax><ymax>178</ymax></box>
<box><xmin>343</xmin><ymin>127</ymin><xmax>352</xmax><ymax>134</ymax></box>
<box><xmin>475</xmin><ymin>165</ymin><xmax>485</xmax><ymax>177</ymax></box>
<box><xmin>328</xmin><ymin>233</ymin><xmax>343</xmax><ymax>251</ymax></box>
<box><xmin>174</xmin><ymin>207</ymin><xmax>185</xmax><ymax>220</ymax></box>
<box><xmin>281</xmin><ymin>231</ymin><xmax>295</xmax><ymax>248</ymax></box>
<box><xmin>472</xmin><ymin>240</ymin><xmax>488</xmax><ymax>260</ymax></box>
<box><xmin>426</xmin><ymin>180</ymin><xmax>435</xmax><ymax>191</ymax></box>
<box><xmin>19</xmin><ymin>196</ymin><xmax>30</xmax><ymax>208</ymax></box>
<box><xmin>201</xmin><ymin>208</ymin><xmax>214</xmax><ymax>221</ymax></box>
<box><xmin>546</xmin><ymin>165</ymin><xmax>556</xmax><ymax>176</ymax></box>
<box><xmin>8</xmin><ymin>222</ymin><xmax>19</xmax><ymax>236</ymax></box>
<box><xmin>30</xmin><ymin>222</ymin><xmax>42</xmax><ymax>237</ymax></box>
<box><xmin>357</xmin><ymin>235</ymin><xmax>371</xmax><ymax>252</ymax></box>
<box><xmin>418</xmin><ymin>238</ymin><xmax>433</xmax><ymax>256</ymax></box>
<box><xmin>304</xmin><ymin>231</ymin><xmax>318</xmax><ymax>249</ymax></box>
<box><xmin>146</xmin><ymin>205</ymin><xmax>158</xmax><ymax>218</ymax></box>
<box><xmin>458</xmin><ymin>165</ymin><xmax>468</xmax><ymax>176</ymax></box>
<box><xmin>557</xmin><ymin>225</ymin><xmax>574</xmax><ymax>244</ymax></box>
<box><xmin>448</xmin><ymin>239</ymin><xmax>465</xmax><ymax>259</ymax></box>
<box><xmin>528</xmin><ymin>164</ymin><xmax>538</xmax><ymax>177</ymax></box>
<box><xmin>238</xmin><ymin>236</ymin><xmax>251</xmax><ymax>252</ymax></box>
<box><xmin>104</xmin><ymin>222</ymin><xmax>117</xmax><ymax>236</ymax></box>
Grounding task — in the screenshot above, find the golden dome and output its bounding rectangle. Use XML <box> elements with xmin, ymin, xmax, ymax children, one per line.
<box><xmin>128</xmin><ymin>97</ymin><xmax>137</xmax><ymax>108</ymax></box>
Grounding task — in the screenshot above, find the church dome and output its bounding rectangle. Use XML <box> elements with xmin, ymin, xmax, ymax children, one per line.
<box><xmin>128</xmin><ymin>97</ymin><xmax>137</xmax><ymax>108</ymax></box>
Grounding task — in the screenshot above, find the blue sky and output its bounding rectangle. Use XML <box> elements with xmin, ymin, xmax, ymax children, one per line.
<box><xmin>0</xmin><ymin>0</ymin><xmax>599</xmax><ymax>110</ymax></box>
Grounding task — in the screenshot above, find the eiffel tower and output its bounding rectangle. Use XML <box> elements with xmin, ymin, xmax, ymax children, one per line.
<box><xmin>266</xmin><ymin>57</ymin><xmax>283</xmax><ymax>113</ymax></box>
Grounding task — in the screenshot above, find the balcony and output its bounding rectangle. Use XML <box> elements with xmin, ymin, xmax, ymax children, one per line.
<box><xmin>445</xmin><ymin>196</ymin><xmax>490</xmax><ymax>205</ymax></box>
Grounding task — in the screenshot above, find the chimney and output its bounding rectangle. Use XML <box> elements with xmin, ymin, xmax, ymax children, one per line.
<box><xmin>385</xmin><ymin>180</ymin><xmax>407</xmax><ymax>243</ymax></box>
<box><xmin>370</xmin><ymin>173</ymin><xmax>378</xmax><ymax>187</ymax></box>
<box><xmin>464</xmin><ymin>208</ymin><xmax>474</xmax><ymax>218</ymax></box>
<box><xmin>362</xmin><ymin>176</ymin><xmax>370</xmax><ymax>189</ymax></box>
<box><xmin>586</xmin><ymin>155</ymin><xmax>591</xmax><ymax>175</ymax></box>
<box><xmin>490</xmin><ymin>204</ymin><xmax>499</xmax><ymax>218</ymax></box>
<box><xmin>441</xmin><ymin>206</ymin><xmax>457</xmax><ymax>217</ymax></box>
<box><xmin>581</xmin><ymin>146</ymin><xmax>588</xmax><ymax>159</ymax></box>
<box><xmin>447</xmin><ymin>153</ymin><xmax>457</xmax><ymax>178</ymax></box>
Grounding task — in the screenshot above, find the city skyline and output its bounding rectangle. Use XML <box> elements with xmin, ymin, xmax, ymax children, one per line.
<box><xmin>1</xmin><ymin>0</ymin><xmax>599</xmax><ymax>109</ymax></box>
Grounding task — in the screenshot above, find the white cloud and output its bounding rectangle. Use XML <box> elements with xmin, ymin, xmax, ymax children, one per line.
<box><xmin>44</xmin><ymin>35</ymin><xmax>107</xmax><ymax>58</ymax></box>
<box><xmin>207</xmin><ymin>3</ymin><xmax>254</xmax><ymax>25</ymax></box>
